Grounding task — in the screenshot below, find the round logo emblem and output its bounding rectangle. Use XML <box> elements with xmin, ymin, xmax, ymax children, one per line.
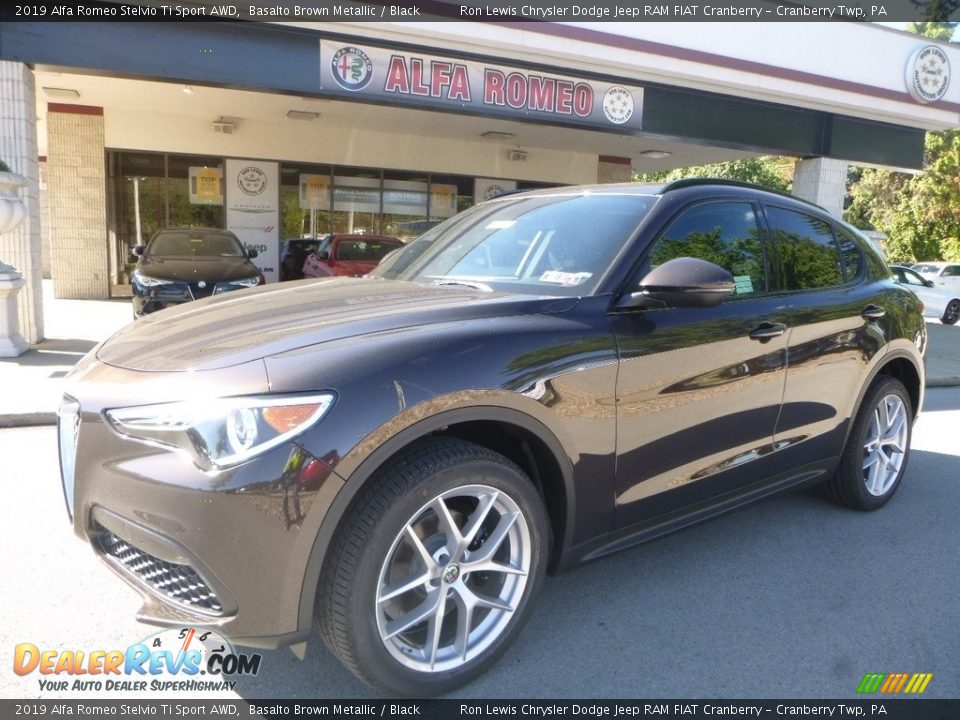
<box><xmin>331</xmin><ymin>47</ymin><xmax>373</xmax><ymax>92</ymax></box>
<box><xmin>237</xmin><ymin>166</ymin><xmax>267</xmax><ymax>196</ymax></box>
<box><xmin>602</xmin><ymin>86</ymin><xmax>635</xmax><ymax>125</ymax></box>
<box><xmin>197</xmin><ymin>280</ymin><xmax>207</xmax><ymax>289</ymax></box>
<box><xmin>906</xmin><ymin>44</ymin><xmax>950</xmax><ymax>104</ymax></box>
<box><xmin>442</xmin><ymin>565</ymin><xmax>460</xmax><ymax>584</ymax></box>
<box><xmin>481</xmin><ymin>183</ymin><xmax>508</xmax><ymax>201</ymax></box>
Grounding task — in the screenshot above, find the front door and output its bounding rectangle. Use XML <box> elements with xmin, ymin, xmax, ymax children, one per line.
<box><xmin>611</xmin><ymin>199</ymin><xmax>789</xmax><ymax>528</ymax></box>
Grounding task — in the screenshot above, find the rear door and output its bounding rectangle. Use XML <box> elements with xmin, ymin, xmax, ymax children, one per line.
<box><xmin>611</xmin><ymin>198</ymin><xmax>790</xmax><ymax>528</ymax></box>
<box><xmin>763</xmin><ymin>205</ymin><xmax>887</xmax><ymax>463</ymax></box>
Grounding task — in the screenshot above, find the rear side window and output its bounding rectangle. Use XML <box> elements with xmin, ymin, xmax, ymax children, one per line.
<box><xmin>944</xmin><ymin>265</ymin><xmax>960</xmax><ymax>277</ymax></box>
<box><xmin>644</xmin><ymin>201</ymin><xmax>766</xmax><ymax>297</ymax></box>
<box><xmin>766</xmin><ymin>206</ymin><xmax>844</xmax><ymax>290</ymax></box>
<box><xmin>836</xmin><ymin>229</ymin><xmax>864</xmax><ymax>280</ymax></box>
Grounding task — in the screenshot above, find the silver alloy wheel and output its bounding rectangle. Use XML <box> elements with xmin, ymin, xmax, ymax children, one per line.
<box><xmin>375</xmin><ymin>484</ymin><xmax>531</xmax><ymax>673</ymax></box>
<box><xmin>862</xmin><ymin>394</ymin><xmax>909</xmax><ymax>496</ymax></box>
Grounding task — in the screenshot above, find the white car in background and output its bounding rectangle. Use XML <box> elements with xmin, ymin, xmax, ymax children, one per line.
<box><xmin>892</xmin><ymin>265</ymin><xmax>960</xmax><ymax>325</ymax></box>
<box><xmin>911</xmin><ymin>261</ymin><xmax>960</xmax><ymax>292</ymax></box>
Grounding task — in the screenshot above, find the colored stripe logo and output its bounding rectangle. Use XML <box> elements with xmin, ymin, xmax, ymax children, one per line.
<box><xmin>857</xmin><ymin>672</ymin><xmax>933</xmax><ymax>694</ymax></box>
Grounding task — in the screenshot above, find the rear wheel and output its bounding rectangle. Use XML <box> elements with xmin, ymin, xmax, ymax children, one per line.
<box><xmin>317</xmin><ymin>438</ymin><xmax>549</xmax><ymax>696</ymax></box>
<box><xmin>941</xmin><ymin>299</ymin><xmax>960</xmax><ymax>325</ymax></box>
<box><xmin>822</xmin><ymin>376</ymin><xmax>912</xmax><ymax>510</ymax></box>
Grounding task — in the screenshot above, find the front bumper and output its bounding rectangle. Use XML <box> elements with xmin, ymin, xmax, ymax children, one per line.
<box><xmin>59</xmin><ymin>358</ymin><xmax>344</xmax><ymax>648</ymax></box>
<box><xmin>133</xmin><ymin>282</ymin><xmax>250</xmax><ymax>317</ymax></box>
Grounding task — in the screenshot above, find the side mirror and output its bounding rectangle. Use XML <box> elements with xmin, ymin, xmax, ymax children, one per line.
<box><xmin>318</xmin><ymin>250</ymin><xmax>330</xmax><ymax>261</ymax></box>
<box><xmin>619</xmin><ymin>257</ymin><xmax>735</xmax><ymax>309</ymax></box>
<box><xmin>247</xmin><ymin>248</ymin><xmax>259</xmax><ymax>259</ymax></box>
<box><xmin>132</xmin><ymin>245</ymin><xmax>146</xmax><ymax>257</ymax></box>
<box><xmin>924</xmin><ymin>279</ymin><xmax>935</xmax><ymax>288</ymax></box>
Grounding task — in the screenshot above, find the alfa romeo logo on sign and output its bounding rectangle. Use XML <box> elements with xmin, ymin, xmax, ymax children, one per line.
<box><xmin>332</xmin><ymin>46</ymin><xmax>373</xmax><ymax>91</ymax></box>
<box><xmin>602</xmin><ymin>86</ymin><xmax>634</xmax><ymax>125</ymax></box>
<box><xmin>237</xmin><ymin>167</ymin><xmax>267</xmax><ymax>196</ymax></box>
<box><xmin>906</xmin><ymin>45</ymin><xmax>950</xmax><ymax>104</ymax></box>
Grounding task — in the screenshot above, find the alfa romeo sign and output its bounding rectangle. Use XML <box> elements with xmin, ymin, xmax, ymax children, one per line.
<box><xmin>320</xmin><ymin>41</ymin><xmax>644</xmax><ymax>132</ymax></box>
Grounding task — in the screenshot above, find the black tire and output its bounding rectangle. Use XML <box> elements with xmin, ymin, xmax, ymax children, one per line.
<box><xmin>941</xmin><ymin>299</ymin><xmax>960</xmax><ymax>325</ymax></box>
<box><xmin>822</xmin><ymin>376</ymin><xmax>913</xmax><ymax>511</ymax></box>
<box><xmin>317</xmin><ymin>438</ymin><xmax>550</xmax><ymax>697</ymax></box>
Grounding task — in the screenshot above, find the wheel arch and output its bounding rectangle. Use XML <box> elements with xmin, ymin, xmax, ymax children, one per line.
<box><xmin>296</xmin><ymin>406</ymin><xmax>576</xmax><ymax>634</ymax></box>
<box><xmin>871</xmin><ymin>352</ymin><xmax>924</xmax><ymax>419</ymax></box>
<box><xmin>839</xmin><ymin>349</ymin><xmax>924</xmax><ymax>457</ymax></box>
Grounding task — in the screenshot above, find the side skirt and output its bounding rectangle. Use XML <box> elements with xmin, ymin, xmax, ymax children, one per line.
<box><xmin>556</xmin><ymin>458</ymin><xmax>836</xmax><ymax>572</ymax></box>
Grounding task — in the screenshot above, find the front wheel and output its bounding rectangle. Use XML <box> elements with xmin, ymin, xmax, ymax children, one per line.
<box><xmin>822</xmin><ymin>376</ymin><xmax>913</xmax><ymax>511</ymax></box>
<box><xmin>941</xmin><ymin>299</ymin><xmax>960</xmax><ymax>325</ymax></box>
<box><xmin>317</xmin><ymin>438</ymin><xmax>549</xmax><ymax>696</ymax></box>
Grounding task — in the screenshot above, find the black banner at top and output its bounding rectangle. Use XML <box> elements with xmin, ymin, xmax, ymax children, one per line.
<box><xmin>3</xmin><ymin>0</ymin><xmax>960</xmax><ymax>23</ymax></box>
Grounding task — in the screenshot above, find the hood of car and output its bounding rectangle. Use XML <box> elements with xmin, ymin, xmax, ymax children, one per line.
<box><xmin>98</xmin><ymin>278</ymin><xmax>577</xmax><ymax>372</ymax></box>
<box><xmin>137</xmin><ymin>256</ymin><xmax>259</xmax><ymax>283</ymax></box>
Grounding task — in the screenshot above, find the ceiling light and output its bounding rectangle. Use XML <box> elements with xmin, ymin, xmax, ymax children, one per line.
<box><xmin>212</xmin><ymin>118</ymin><xmax>237</xmax><ymax>134</ymax></box>
<box><xmin>42</xmin><ymin>87</ymin><xmax>80</xmax><ymax>100</ymax></box>
<box><xmin>287</xmin><ymin>110</ymin><xmax>320</xmax><ymax>121</ymax></box>
<box><xmin>482</xmin><ymin>131</ymin><xmax>514</xmax><ymax>140</ymax></box>
<box><xmin>182</xmin><ymin>85</ymin><xmax>194</xmax><ymax>95</ymax></box>
<box><xmin>639</xmin><ymin>150</ymin><xmax>672</xmax><ymax>159</ymax></box>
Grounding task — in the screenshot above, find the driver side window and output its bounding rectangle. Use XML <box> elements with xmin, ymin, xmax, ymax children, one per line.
<box><xmin>643</xmin><ymin>201</ymin><xmax>767</xmax><ymax>298</ymax></box>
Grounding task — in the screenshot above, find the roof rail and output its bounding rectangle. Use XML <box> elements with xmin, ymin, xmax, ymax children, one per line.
<box><xmin>660</xmin><ymin>177</ymin><xmax>825</xmax><ymax>210</ymax></box>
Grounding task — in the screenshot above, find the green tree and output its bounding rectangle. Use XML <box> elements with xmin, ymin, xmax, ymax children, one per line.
<box><xmin>906</xmin><ymin>21</ymin><xmax>957</xmax><ymax>39</ymax></box>
<box><xmin>633</xmin><ymin>156</ymin><xmax>793</xmax><ymax>192</ymax></box>
<box><xmin>845</xmin><ymin>130</ymin><xmax>960</xmax><ymax>263</ymax></box>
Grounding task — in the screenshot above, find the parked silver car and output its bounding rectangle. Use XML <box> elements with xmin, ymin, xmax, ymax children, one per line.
<box><xmin>892</xmin><ymin>265</ymin><xmax>960</xmax><ymax>324</ymax></box>
<box><xmin>911</xmin><ymin>261</ymin><xmax>960</xmax><ymax>292</ymax></box>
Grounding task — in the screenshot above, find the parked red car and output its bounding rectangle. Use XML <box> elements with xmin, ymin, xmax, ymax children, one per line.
<box><xmin>302</xmin><ymin>234</ymin><xmax>403</xmax><ymax>278</ymax></box>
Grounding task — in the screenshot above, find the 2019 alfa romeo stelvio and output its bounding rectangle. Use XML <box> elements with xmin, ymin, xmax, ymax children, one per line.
<box><xmin>59</xmin><ymin>180</ymin><xmax>926</xmax><ymax>696</ymax></box>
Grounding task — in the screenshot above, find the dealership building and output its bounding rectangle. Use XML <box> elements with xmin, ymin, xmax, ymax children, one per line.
<box><xmin>1</xmin><ymin>16</ymin><xmax>959</xmax><ymax>345</ymax></box>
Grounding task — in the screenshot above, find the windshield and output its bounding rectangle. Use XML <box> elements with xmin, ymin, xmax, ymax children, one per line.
<box><xmin>148</xmin><ymin>230</ymin><xmax>246</xmax><ymax>258</ymax></box>
<box><xmin>371</xmin><ymin>193</ymin><xmax>656</xmax><ymax>296</ymax></box>
<box><xmin>335</xmin><ymin>238</ymin><xmax>404</xmax><ymax>262</ymax></box>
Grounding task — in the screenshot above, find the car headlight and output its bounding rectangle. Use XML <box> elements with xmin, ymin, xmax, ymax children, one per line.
<box><xmin>229</xmin><ymin>276</ymin><xmax>261</xmax><ymax>287</ymax></box>
<box><xmin>104</xmin><ymin>393</ymin><xmax>335</xmax><ymax>470</ymax></box>
<box><xmin>133</xmin><ymin>271</ymin><xmax>175</xmax><ymax>287</ymax></box>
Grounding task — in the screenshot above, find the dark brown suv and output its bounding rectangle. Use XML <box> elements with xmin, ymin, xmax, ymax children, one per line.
<box><xmin>59</xmin><ymin>180</ymin><xmax>926</xmax><ymax>696</ymax></box>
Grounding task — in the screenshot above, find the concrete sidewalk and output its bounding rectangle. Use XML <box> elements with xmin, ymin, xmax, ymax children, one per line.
<box><xmin>1</xmin><ymin>282</ymin><xmax>958</xmax><ymax>427</ymax></box>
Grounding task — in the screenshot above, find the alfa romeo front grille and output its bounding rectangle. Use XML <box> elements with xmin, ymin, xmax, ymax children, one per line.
<box><xmin>94</xmin><ymin>526</ymin><xmax>223</xmax><ymax>614</ymax></box>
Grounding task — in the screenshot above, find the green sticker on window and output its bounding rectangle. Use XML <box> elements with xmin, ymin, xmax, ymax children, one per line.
<box><xmin>733</xmin><ymin>276</ymin><xmax>754</xmax><ymax>294</ymax></box>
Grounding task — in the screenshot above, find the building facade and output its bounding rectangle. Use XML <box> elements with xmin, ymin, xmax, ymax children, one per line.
<box><xmin>1</xmin><ymin>17</ymin><xmax>959</xmax><ymax>342</ymax></box>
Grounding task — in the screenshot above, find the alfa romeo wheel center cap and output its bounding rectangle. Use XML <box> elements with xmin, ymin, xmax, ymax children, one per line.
<box><xmin>443</xmin><ymin>565</ymin><xmax>461</xmax><ymax>583</ymax></box>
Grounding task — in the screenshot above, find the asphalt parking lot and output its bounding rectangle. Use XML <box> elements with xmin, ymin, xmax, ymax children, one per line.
<box><xmin>1</xmin><ymin>387</ymin><xmax>958</xmax><ymax>700</ymax></box>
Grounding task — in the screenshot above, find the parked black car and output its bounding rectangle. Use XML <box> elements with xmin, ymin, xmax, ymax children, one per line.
<box><xmin>131</xmin><ymin>227</ymin><xmax>263</xmax><ymax>317</ymax></box>
<box><xmin>61</xmin><ymin>180</ymin><xmax>925</xmax><ymax>696</ymax></box>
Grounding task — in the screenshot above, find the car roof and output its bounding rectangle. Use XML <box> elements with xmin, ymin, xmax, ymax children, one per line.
<box><xmin>331</xmin><ymin>234</ymin><xmax>402</xmax><ymax>243</ymax></box>
<box><xmin>489</xmin><ymin>178</ymin><xmax>828</xmax><ymax>214</ymax></box>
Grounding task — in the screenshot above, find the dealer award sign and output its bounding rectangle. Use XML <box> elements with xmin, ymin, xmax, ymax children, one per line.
<box><xmin>226</xmin><ymin>159</ymin><xmax>279</xmax><ymax>283</ymax></box>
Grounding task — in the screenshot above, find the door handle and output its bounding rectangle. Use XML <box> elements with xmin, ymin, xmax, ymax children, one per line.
<box><xmin>861</xmin><ymin>305</ymin><xmax>886</xmax><ymax>320</ymax></box>
<box><xmin>749</xmin><ymin>322</ymin><xmax>787</xmax><ymax>340</ymax></box>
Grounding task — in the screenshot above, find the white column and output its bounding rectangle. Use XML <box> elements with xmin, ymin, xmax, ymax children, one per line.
<box><xmin>0</xmin><ymin>61</ymin><xmax>43</xmax><ymax>344</ymax></box>
<box><xmin>792</xmin><ymin>157</ymin><xmax>847</xmax><ymax>217</ymax></box>
<box><xmin>47</xmin><ymin>104</ymin><xmax>108</xmax><ymax>299</ymax></box>
<box><xmin>597</xmin><ymin>155</ymin><xmax>632</xmax><ymax>184</ymax></box>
